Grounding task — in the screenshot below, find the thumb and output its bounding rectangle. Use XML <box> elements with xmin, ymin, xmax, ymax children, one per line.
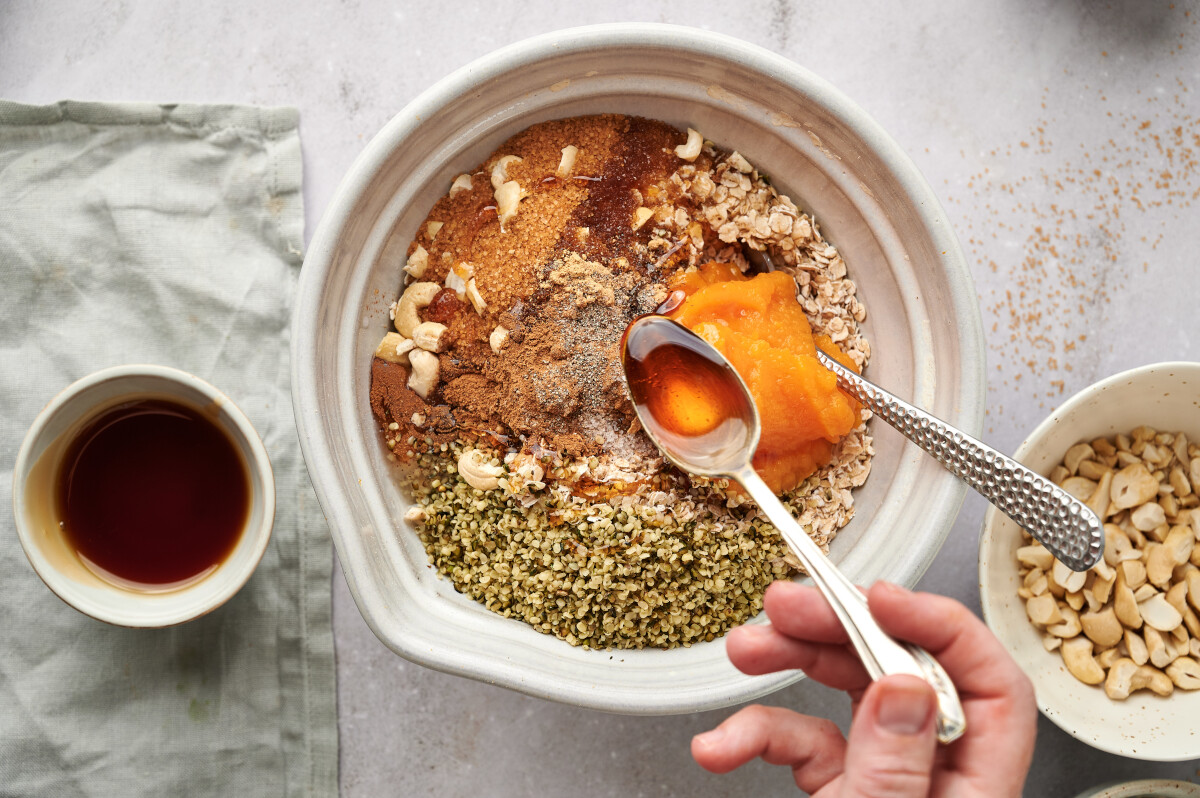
<box><xmin>839</xmin><ymin>675</ymin><xmax>938</xmax><ymax>798</ymax></box>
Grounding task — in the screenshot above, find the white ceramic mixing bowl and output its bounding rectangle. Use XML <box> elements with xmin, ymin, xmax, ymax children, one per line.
<box><xmin>292</xmin><ymin>23</ymin><xmax>984</xmax><ymax>713</ymax></box>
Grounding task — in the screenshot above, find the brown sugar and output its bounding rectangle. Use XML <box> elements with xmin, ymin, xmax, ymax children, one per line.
<box><xmin>371</xmin><ymin>115</ymin><xmax>686</xmax><ymax>459</ymax></box>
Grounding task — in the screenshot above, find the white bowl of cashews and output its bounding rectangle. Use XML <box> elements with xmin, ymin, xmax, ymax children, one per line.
<box><xmin>980</xmin><ymin>361</ymin><xmax>1200</xmax><ymax>761</ymax></box>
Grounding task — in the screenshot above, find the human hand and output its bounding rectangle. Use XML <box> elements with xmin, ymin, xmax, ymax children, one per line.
<box><xmin>691</xmin><ymin>581</ymin><xmax>1037</xmax><ymax>797</ymax></box>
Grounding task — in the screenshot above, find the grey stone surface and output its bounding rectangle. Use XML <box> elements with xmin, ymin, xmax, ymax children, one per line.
<box><xmin>3</xmin><ymin>1</ymin><xmax>1199</xmax><ymax>795</ymax></box>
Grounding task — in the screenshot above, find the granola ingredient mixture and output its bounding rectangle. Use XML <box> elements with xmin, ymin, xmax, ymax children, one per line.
<box><xmin>1017</xmin><ymin>426</ymin><xmax>1200</xmax><ymax>699</ymax></box>
<box><xmin>370</xmin><ymin>114</ymin><xmax>873</xmax><ymax>649</ymax></box>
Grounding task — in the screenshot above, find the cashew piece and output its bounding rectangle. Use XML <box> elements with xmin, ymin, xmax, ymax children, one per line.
<box><xmin>1140</xmin><ymin>592</ymin><xmax>1184</xmax><ymax>632</ymax></box>
<box><xmin>1061</xmin><ymin>637</ymin><xmax>1106</xmax><ymax>685</ymax></box>
<box><xmin>490</xmin><ymin>155</ymin><xmax>523</xmax><ymax>190</ymax></box>
<box><xmin>674</xmin><ymin>127</ymin><xmax>703</xmax><ymax>161</ymax></box>
<box><xmin>1136</xmin><ymin>664</ymin><xmax>1175</xmax><ymax>696</ymax></box>
<box><xmin>412</xmin><ymin>321</ymin><xmax>448</xmax><ymax>352</ymax></box>
<box><xmin>374</xmin><ymin>332</ymin><xmax>415</xmax><ymax>365</ymax></box>
<box><xmin>1017</xmin><ymin>544</ymin><xmax>1054</xmax><ymax>571</ymax></box>
<box><xmin>1064</xmin><ymin>442</ymin><xmax>1096</xmax><ymax>474</ymax></box>
<box><xmin>457</xmin><ymin>448</ymin><xmax>503</xmax><ymax>491</ymax></box>
<box><xmin>1062</xmin><ymin>476</ymin><xmax>1098</xmax><ymax>501</ymax></box>
<box><xmin>1053</xmin><ymin>559</ymin><xmax>1087</xmax><ymax>593</ymax></box>
<box><xmin>1080</xmin><ymin>607</ymin><xmax>1124</xmax><ymax>648</ymax></box>
<box><xmin>1086</xmin><ymin>470</ymin><xmax>1113</xmax><ymax>521</ymax></box>
<box><xmin>1026</xmin><ymin>593</ymin><xmax>1063</xmax><ymax>626</ymax></box>
<box><xmin>406</xmin><ymin>349</ymin><xmax>440</xmax><ymax>400</ymax></box>
<box><xmin>556</xmin><ymin>145</ymin><xmax>578</xmax><ymax>178</ymax></box>
<box><xmin>449</xmin><ymin>173</ymin><xmax>474</xmax><ymax>197</ymax></box>
<box><xmin>495</xmin><ymin>180</ymin><xmax>524</xmax><ymax>230</ymax></box>
<box><xmin>404</xmin><ymin>506</ymin><xmax>428</xmax><ymax>525</ymax></box>
<box><xmin>1166</xmin><ymin>656</ymin><xmax>1200</xmax><ymax>690</ymax></box>
<box><xmin>632</xmin><ymin>207</ymin><xmax>654</xmax><ymax>230</ymax></box>
<box><xmin>395</xmin><ymin>281</ymin><xmax>440</xmax><ymax>338</ymax></box>
<box><xmin>445</xmin><ymin>261</ymin><xmax>475</xmax><ymax>297</ymax></box>
<box><xmin>1104</xmin><ymin>657</ymin><xmax>1139</xmax><ymax>699</ymax></box>
<box><xmin>465</xmin><ymin>278</ymin><xmax>486</xmax><ymax>315</ymax></box>
<box><xmin>1124</xmin><ymin>628</ymin><xmax>1150</xmax><ymax>666</ymax></box>
<box><xmin>1112</xmin><ymin>463</ymin><xmax>1159</xmax><ymax>509</ymax></box>
<box><xmin>489</xmin><ymin>325</ymin><xmax>509</xmax><ymax>354</ymax></box>
<box><xmin>404</xmin><ymin>244</ymin><xmax>430</xmax><ymax>278</ymax></box>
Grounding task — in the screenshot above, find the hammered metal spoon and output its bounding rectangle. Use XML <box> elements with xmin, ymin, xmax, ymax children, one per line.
<box><xmin>621</xmin><ymin>315</ymin><xmax>967</xmax><ymax>744</ymax></box>
<box><xmin>747</xmin><ymin>250</ymin><xmax>1103</xmax><ymax>572</ymax></box>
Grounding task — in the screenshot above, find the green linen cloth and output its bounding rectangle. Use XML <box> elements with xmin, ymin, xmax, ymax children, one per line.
<box><xmin>0</xmin><ymin>101</ymin><xmax>336</xmax><ymax>797</ymax></box>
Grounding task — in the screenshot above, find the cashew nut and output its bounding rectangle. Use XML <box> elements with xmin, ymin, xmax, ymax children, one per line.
<box><xmin>727</xmin><ymin>151</ymin><xmax>754</xmax><ymax>173</ymax></box>
<box><xmin>1124</xmin><ymin>628</ymin><xmax>1150</xmax><ymax>665</ymax></box>
<box><xmin>374</xmin><ymin>332</ymin><xmax>415</xmax><ymax>365</ymax></box>
<box><xmin>406</xmin><ymin>349</ymin><xmax>439</xmax><ymax>400</ymax></box>
<box><xmin>489</xmin><ymin>325</ymin><xmax>509</xmax><ymax>354</ymax></box>
<box><xmin>1112</xmin><ymin>463</ymin><xmax>1159</xmax><ymax>508</ymax></box>
<box><xmin>1132</xmin><ymin>501</ymin><xmax>1167</xmax><ymax>532</ymax></box>
<box><xmin>1061</xmin><ymin>637</ymin><xmax>1106</xmax><ymax>685</ymax></box>
<box><xmin>412</xmin><ymin>321</ymin><xmax>448</xmax><ymax>352</ymax></box>
<box><xmin>395</xmin><ymin>281</ymin><xmax>440</xmax><ymax>338</ymax></box>
<box><xmin>404</xmin><ymin>506</ymin><xmax>428</xmax><ymax>525</ymax></box>
<box><xmin>1026</xmin><ymin>593</ymin><xmax>1063</xmax><ymax>626</ymax></box>
<box><xmin>457</xmin><ymin>448</ymin><xmax>503</xmax><ymax>491</ymax></box>
<box><xmin>1086</xmin><ymin>470</ymin><xmax>1113</xmax><ymax>520</ymax></box>
<box><xmin>1017</xmin><ymin>544</ymin><xmax>1054</xmax><ymax>571</ymax></box>
<box><xmin>1140</xmin><ymin>592</ymin><xmax>1184</xmax><ymax>632</ymax></box>
<box><xmin>1165</xmin><ymin>524</ymin><xmax>1195</xmax><ymax>566</ymax></box>
<box><xmin>1064</xmin><ymin>442</ymin><xmax>1097</xmax><ymax>474</ymax></box>
<box><xmin>495</xmin><ymin>180</ymin><xmax>524</xmax><ymax>230</ymax></box>
<box><xmin>404</xmin><ymin>244</ymin><xmax>430</xmax><ymax>278</ymax></box>
<box><xmin>465</xmin><ymin>278</ymin><xmax>486</xmax><ymax>315</ymax></box>
<box><xmin>1053</xmin><ymin>559</ymin><xmax>1087</xmax><ymax>593</ymax></box>
<box><xmin>445</xmin><ymin>261</ymin><xmax>475</xmax><ymax>297</ymax></box>
<box><xmin>490</xmin><ymin>155</ymin><xmax>523</xmax><ymax>190</ymax></box>
<box><xmin>1146</xmin><ymin>542</ymin><xmax>1176</xmax><ymax>587</ymax></box>
<box><xmin>1080</xmin><ymin>607</ymin><xmax>1124</xmax><ymax>648</ymax></box>
<box><xmin>1117</xmin><ymin>559</ymin><xmax>1147</xmax><ymax>590</ymax></box>
<box><xmin>1136</xmin><ymin>664</ymin><xmax>1175</xmax><ymax>696</ymax></box>
<box><xmin>1167</xmin><ymin>656</ymin><xmax>1200</xmax><ymax>690</ymax></box>
<box><xmin>556</xmin><ymin>145</ymin><xmax>578</xmax><ymax>178</ymax></box>
<box><xmin>632</xmin><ymin>207</ymin><xmax>654</xmax><ymax>230</ymax></box>
<box><xmin>449</xmin><ymin>173</ymin><xmax>473</xmax><ymax>197</ymax></box>
<box><xmin>1062</xmin><ymin>476</ymin><xmax>1098</xmax><ymax>501</ymax></box>
<box><xmin>1048</xmin><ymin>604</ymin><xmax>1082</xmax><ymax>638</ymax></box>
<box><xmin>426</xmin><ymin>221</ymin><xmax>443</xmax><ymax>241</ymax></box>
<box><xmin>674</xmin><ymin>127</ymin><xmax>703</xmax><ymax>161</ymax></box>
<box><xmin>1145</xmin><ymin>626</ymin><xmax>1180</xmax><ymax>669</ymax></box>
<box><xmin>1104</xmin><ymin>658</ymin><xmax>1140</xmax><ymax>700</ymax></box>
<box><xmin>1114</xmin><ymin>580</ymin><xmax>1143</xmax><ymax>629</ymax></box>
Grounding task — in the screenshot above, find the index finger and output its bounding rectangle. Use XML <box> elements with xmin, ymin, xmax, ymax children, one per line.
<box><xmin>866</xmin><ymin>581</ymin><xmax>1033</xmax><ymax>701</ymax></box>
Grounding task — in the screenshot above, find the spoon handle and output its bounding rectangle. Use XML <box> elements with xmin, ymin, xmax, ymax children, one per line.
<box><xmin>816</xmin><ymin>350</ymin><xmax>1103</xmax><ymax>572</ymax></box>
<box><xmin>735</xmin><ymin>467</ymin><xmax>966</xmax><ymax>745</ymax></box>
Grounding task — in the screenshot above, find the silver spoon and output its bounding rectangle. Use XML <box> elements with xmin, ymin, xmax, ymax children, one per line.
<box><xmin>746</xmin><ymin>251</ymin><xmax>1103</xmax><ymax>572</ymax></box>
<box><xmin>621</xmin><ymin>315</ymin><xmax>966</xmax><ymax>744</ymax></box>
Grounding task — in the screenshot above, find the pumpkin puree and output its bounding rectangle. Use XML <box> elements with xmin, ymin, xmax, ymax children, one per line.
<box><xmin>668</xmin><ymin>264</ymin><xmax>862</xmax><ymax>494</ymax></box>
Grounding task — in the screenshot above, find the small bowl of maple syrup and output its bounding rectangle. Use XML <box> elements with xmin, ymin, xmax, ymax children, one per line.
<box><xmin>12</xmin><ymin>365</ymin><xmax>275</xmax><ymax>627</ymax></box>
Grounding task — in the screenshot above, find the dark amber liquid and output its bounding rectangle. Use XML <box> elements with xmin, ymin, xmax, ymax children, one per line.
<box><xmin>621</xmin><ymin>316</ymin><xmax>755</xmax><ymax>467</ymax></box>
<box><xmin>56</xmin><ymin>399</ymin><xmax>249</xmax><ymax>588</ymax></box>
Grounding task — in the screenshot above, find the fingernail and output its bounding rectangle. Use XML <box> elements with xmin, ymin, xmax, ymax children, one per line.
<box><xmin>694</xmin><ymin>728</ymin><xmax>726</xmax><ymax>746</ymax></box>
<box><xmin>876</xmin><ymin>680</ymin><xmax>934</xmax><ymax>735</ymax></box>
